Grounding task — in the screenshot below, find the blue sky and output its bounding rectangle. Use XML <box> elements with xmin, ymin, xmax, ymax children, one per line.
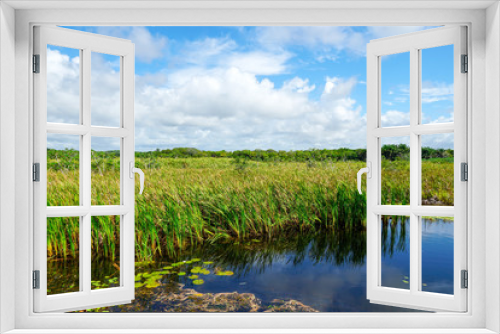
<box><xmin>46</xmin><ymin>26</ymin><xmax>454</xmax><ymax>151</ymax></box>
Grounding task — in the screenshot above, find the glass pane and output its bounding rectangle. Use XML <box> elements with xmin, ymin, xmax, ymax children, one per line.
<box><xmin>421</xmin><ymin>45</ymin><xmax>454</xmax><ymax>124</ymax></box>
<box><xmin>381</xmin><ymin>52</ymin><xmax>410</xmax><ymax>127</ymax></box>
<box><xmin>381</xmin><ymin>215</ymin><xmax>410</xmax><ymax>289</ymax></box>
<box><xmin>421</xmin><ymin>217</ymin><xmax>454</xmax><ymax>294</ymax></box>
<box><xmin>91</xmin><ymin>216</ymin><xmax>120</xmax><ymax>290</ymax></box>
<box><xmin>47</xmin><ymin>134</ymin><xmax>80</xmax><ymax>206</ymax></box>
<box><xmin>381</xmin><ymin>136</ymin><xmax>410</xmax><ymax>205</ymax></box>
<box><xmin>421</xmin><ymin>133</ymin><xmax>454</xmax><ymax>206</ymax></box>
<box><xmin>91</xmin><ymin>137</ymin><xmax>121</xmax><ymax>205</ymax></box>
<box><xmin>47</xmin><ymin>217</ymin><xmax>80</xmax><ymax>295</ymax></box>
<box><xmin>91</xmin><ymin>52</ymin><xmax>121</xmax><ymax>127</ymax></box>
<box><xmin>47</xmin><ymin>45</ymin><xmax>80</xmax><ymax>124</ymax></box>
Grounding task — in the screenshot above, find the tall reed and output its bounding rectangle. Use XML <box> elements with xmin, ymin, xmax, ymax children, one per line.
<box><xmin>46</xmin><ymin>154</ymin><xmax>452</xmax><ymax>261</ymax></box>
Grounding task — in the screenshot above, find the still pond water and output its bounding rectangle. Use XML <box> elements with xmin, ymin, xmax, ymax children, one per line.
<box><xmin>48</xmin><ymin>218</ymin><xmax>454</xmax><ymax>312</ymax></box>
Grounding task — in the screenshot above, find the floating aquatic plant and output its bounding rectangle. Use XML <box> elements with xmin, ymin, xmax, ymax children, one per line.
<box><xmin>145</xmin><ymin>279</ymin><xmax>161</xmax><ymax>288</ymax></box>
<box><xmin>188</xmin><ymin>275</ymin><xmax>199</xmax><ymax>279</ymax></box>
<box><xmin>192</xmin><ymin>279</ymin><xmax>204</xmax><ymax>285</ymax></box>
<box><xmin>178</xmin><ymin>271</ymin><xmax>186</xmax><ymax>276</ymax></box>
<box><xmin>215</xmin><ymin>270</ymin><xmax>234</xmax><ymax>276</ymax></box>
<box><xmin>191</xmin><ymin>266</ymin><xmax>202</xmax><ymax>274</ymax></box>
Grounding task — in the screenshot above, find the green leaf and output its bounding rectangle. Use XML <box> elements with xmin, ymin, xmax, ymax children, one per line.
<box><xmin>192</xmin><ymin>279</ymin><xmax>204</xmax><ymax>285</ymax></box>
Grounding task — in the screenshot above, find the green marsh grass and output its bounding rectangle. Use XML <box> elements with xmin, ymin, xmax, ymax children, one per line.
<box><xmin>46</xmin><ymin>153</ymin><xmax>453</xmax><ymax>261</ymax></box>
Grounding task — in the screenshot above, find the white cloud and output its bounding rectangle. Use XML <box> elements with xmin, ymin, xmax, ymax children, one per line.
<box><xmin>95</xmin><ymin>27</ymin><xmax>167</xmax><ymax>63</ymax></box>
<box><xmin>47</xmin><ymin>45</ymin><xmax>367</xmax><ymax>151</ymax></box>
<box><xmin>255</xmin><ymin>26</ymin><xmax>366</xmax><ymax>55</ymax></box>
<box><xmin>134</xmin><ymin>71</ymin><xmax>366</xmax><ymax>151</ymax></box>
<box><xmin>281</xmin><ymin>77</ymin><xmax>315</xmax><ymax>94</ymax></box>
<box><xmin>46</xmin><ymin>48</ymin><xmax>80</xmax><ymax>124</ymax></box>
<box><xmin>421</xmin><ymin>82</ymin><xmax>453</xmax><ymax>103</ymax></box>
<box><xmin>255</xmin><ymin>26</ymin><xmax>435</xmax><ymax>57</ymax></box>
<box><xmin>421</xmin><ymin>133</ymin><xmax>454</xmax><ymax>149</ymax></box>
<box><xmin>366</xmin><ymin>26</ymin><xmax>435</xmax><ymax>40</ymax></box>
<box><xmin>381</xmin><ymin>110</ymin><xmax>410</xmax><ymax>127</ymax></box>
<box><xmin>175</xmin><ymin>37</ymin><xmax>292</xmax><ymax>76</ymax></box>
<box><xmin>224</xmin><ymin>51</ymin><xmax>292</xmax><ymax>75</ymax></box>
<box><xmin>178</xmin><ymin>37</ymin><xmax>237</xmax><ymax>66</ymax></box>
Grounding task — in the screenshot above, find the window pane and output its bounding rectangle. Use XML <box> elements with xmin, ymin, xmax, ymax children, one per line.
<box><xmin>47</xmin><ymin>45</ymin><xmax>80</xmax><ymax>124</ymax></box>
<box><xmin>421</xmin><ymin>217</ymin><xmax>454</xmax><ymax>294</ymax></box>
<box><xmin>381</xmin><ymin>52</ymin><xmax>410</xmax><ymax>127</ymax></box>
<box><xmin>421</xmin><ymin>45</ymin><xmax>454</xmax><ymax>124</ymax></box>
<box><xmin>91</xmin><ymin>216</ymin><xmax>120</xmax><ymax>290</ymax></box>
<box><xmin>47</xmin><ymin>217</ymin><xmax>80</xmax><ymax>295</ymax></box>
<box><xmin>381</xmin><ymin>215</ymin><xmax>410</xmax><ymax>290</ymax></box>
<box><xmin>91</xmin><ymin>52</ymin><xmax>121</xmax><ymax>127</ymax></box>
<box><xmin>421</xmin><ymin>133</ymin><xmax>454</xmax><ymax>206</ymax></box>
<box><xmin>381</xmin><ymin>136</ymin><xmax>410</xmax><ymax>205</ymax></box>
<box><xmin>91</xmin><ymin>137</ymin><xmax>121</xmax><ymax>206</ymax></box>
<box><xmin>47</xmin><ymin>134</ymin><xmax>80</xmax><ymax>206</ymax></box>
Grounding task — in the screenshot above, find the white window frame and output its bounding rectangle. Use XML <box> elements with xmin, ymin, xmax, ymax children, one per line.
<box><xmin>1</xmin><ymin>1</ymin><xmax>499</xmax><ymax>333</ymax></box>
<box><xmin>366</xmin><ymin>26</ymin><xmax>468</xmax><ymax>312</ymax></box>
<box><xmin>33</xmin><ymin>25</ymin><xmax>136</xmax><ymax>313</ymax></box>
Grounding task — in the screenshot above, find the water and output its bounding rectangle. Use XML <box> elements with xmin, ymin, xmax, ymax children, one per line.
<box><xmin>48</xmin><ymin>218</ymin><xmax>454</xmax><ymax>312</ymax></box>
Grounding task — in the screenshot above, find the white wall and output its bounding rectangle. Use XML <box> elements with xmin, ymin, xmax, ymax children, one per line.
<box><xmin>486</xmin><ymin>2</ymin><xmax>500</xmax><ymax>333</ymax></box>
<box><xmin>0</xmin><ymin>2</ymin><xmax>16</xmax><ymax>333</ymax></box>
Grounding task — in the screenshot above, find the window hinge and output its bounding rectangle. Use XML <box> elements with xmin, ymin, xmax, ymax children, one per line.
<box><xmin>33</xmin><ymin>270</ymin><xmax>40</xmax><ymax>289</ymax></box>
<box><xmin>461</xmin><ymin>162</ymin><xmax>468</xmax><ymax>181</ymax></box>
<box><xmin>461</xmin><ymin>54</ymin><xmax>468</xmax><ymax>73</ymax></box>
<box><xmin>461</xmin><ymin>270</ymin><xmax>468</xmax><ymax>289</ymax></box>
<box><xmin>33</xmin><ymin>54</ymin><xmax>40</xmax><ymax>73</ymax></box>
<box><xmin>33</xmin><ymin>163</ymin><xmax>40</xmax><ymax>182</ymax></box>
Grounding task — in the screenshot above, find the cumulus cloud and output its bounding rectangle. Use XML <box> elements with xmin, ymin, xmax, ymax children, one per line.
<box><xmin>224</xmin><ymin>51</ymin><xmax>292</xmax><ymax>75</ymax></box>
<box><xmin>47</xmin><ymin>41</ymin><xmax>369</xmax><ymax>152</ymax></box>
<box><xmin>255</xmin><ymin>26</ymin><xmax>366</xmax><ymax>55</ymax></box>
<box><xmin>173</xmin><ymin>36</ymin><xmax>292</xmax><ymax>76</ymax></box>
<box><xmin>281</xmin><ymin>77</ymin><xmax>315</xmax><ymax>94</ymax></box>
<box><xmin>421</xmin><ymin>82</ymin><xmax>453</xmax><ymax>103</ymax></box>
<box><xmin>421</xmin><ymin>133</ymin><xmax>454</xmax><ymax>150</ymax></box>
<box><xmin>254</xmin><ymin>26</ymin><xmax>435</xmax><ymax>58</ymax></box>
<box><xmin>46</xmin><ymin>48</ymin><xmax>80</xmax><ymax>124</ymax></box>
<box><xmin>177</xmin><ymin>37</ymin><xmax>237</xmax><ymax>66</ymax></box>
<box><xmin>381</xmin><ymin>110</ymin><xmax>410</xmax><ymax>127</ymax></box>
<box><xmin>46</xmin><ymin>48</ymin><xmax>122</xmax><ymax>129</ymax></box>
<box><xmin>95</xmin><ymin>26</ymin><xmax>167</xmax><ymax>63</ymax></box>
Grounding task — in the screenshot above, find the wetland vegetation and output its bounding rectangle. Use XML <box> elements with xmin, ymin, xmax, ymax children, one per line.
<box><xmin>46</xmin><ymin>146</ymin><xmax>454</xmax><ymax>312</ymax></box>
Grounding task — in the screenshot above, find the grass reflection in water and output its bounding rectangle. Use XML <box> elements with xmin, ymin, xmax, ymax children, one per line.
<box><xmin>48</xmin><ymin>218</ymin><xmax>453</xmax><ymax>312</ymax></box>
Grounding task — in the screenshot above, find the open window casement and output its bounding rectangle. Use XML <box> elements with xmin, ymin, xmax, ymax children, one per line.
<box><xmin>363</xmin><ymin>26</ymin><xmax>467</xmax><ymax>312</ymax></box>
<box><xmin>33</xmin><ymin>26</ymin><xmax>140</xmax><ymax>312</ymax></box>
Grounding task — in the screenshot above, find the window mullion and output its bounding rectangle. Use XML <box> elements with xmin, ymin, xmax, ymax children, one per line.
<box><xmin>81</xmin><ymin>47</ymin><xmax>92</xmax><ymax>294</ymax></box>
<box><xmin>409</xmin><ymin>47</ymin><xmax>420</xmax><ymax>294</ymax></box>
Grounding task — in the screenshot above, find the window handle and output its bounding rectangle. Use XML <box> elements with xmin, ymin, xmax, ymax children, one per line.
<box><xmin>357</xmin><ymin>162</ymin><xmax>371</xmax><ymax>195</ymax></box>
<box><xmin>129</xmin><ymin>162</ymin><xmax>145</xmax><ymax>194</ymax></box>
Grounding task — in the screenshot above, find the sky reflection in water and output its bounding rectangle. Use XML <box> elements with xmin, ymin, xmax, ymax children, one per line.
<box><xmin>49</xmin><ymin>218</ymin><xmax>454</xmax><ymax>312</ymax></box>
